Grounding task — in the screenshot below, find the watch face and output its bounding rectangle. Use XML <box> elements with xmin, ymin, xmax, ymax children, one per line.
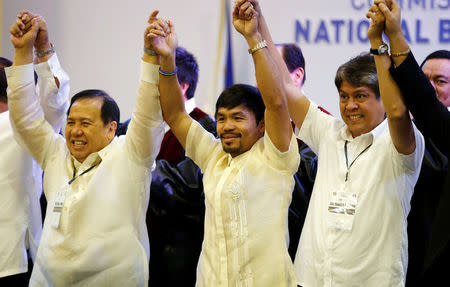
<box><xmin>370</xmin><ymin>44</ymin><xmax>388</xmax><ymax>55</ymax></box>
<box><xmin>379</xmin><ymin>44</ymin><xmax>388</xmax><ymax>54</ymax></box>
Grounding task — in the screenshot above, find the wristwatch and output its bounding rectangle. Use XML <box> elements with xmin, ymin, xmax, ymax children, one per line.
<box><xmin>370</xmin><ymin>43</ymin><xmax>389</xmax><ymax>55</ymax></box>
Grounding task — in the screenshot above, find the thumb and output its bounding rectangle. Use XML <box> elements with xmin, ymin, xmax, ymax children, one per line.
<box><xmin>377</xmin><ymin>3</ymin><xmax>390</xmax><ymax>20</ymax></box>
<box><xmin>29</xmin><ymin>18</ymin><xmax>40</xmax><ymax>36</ymax></box>
<box><xmin>377</xmin><ymin>2</ymin><xmax>393</xmax><ymax>19</ymax></box>
<box><xmin>168</xmin><ymin>19</ymin><xmax>175</xmax><ymax>35</ymax></box>
<box><xmin>148</xmin><ymin>10</ymin><xmax>159</xmax><ymax>24</ymax></box>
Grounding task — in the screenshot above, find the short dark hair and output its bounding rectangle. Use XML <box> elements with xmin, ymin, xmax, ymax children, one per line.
<box><xmin>0</xmin><ymin>57</ymin><xmax>13</xmax><ymax>104</ymax></box>
<box><xmin>176</xmin><ymin>47</ymin><xmax>199</xmax><ymax>100</ymax></box>
<box><xmin>335</xmin><ymin>52</ymin><xmax>380</xmax><ymax>99</ymax></box>
<box><xmin>215</xmin><ymin>84</ymin><xmax>265</xmax><ymax>125</ymax></box>
<box><xmin>277</xmin><ymin>43</ymin><xmax>306</xmax><ymax>84</ymax></box>
<box><xmin>420</xmin><ymin>50</ymin><xmax>450</xmax><ymax>68</ymax></box>
<box><xmin>67</xmin><ymin>89</ymin><xmax>120</xmax><ymax>127</ymax></box>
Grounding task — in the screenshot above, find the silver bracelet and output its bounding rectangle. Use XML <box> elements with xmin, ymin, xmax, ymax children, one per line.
<box><xmin>34</xmin><ymin>43</ymin><xmax>55</xmax><ymax>57</ymax></box>
<box><xmin>144</xmin><ymin>47</ymin><xmax>158</xmax><ymax>56</ymax></box>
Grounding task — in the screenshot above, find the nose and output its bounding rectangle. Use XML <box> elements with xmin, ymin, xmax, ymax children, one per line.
<box><xmin>70</xmin><ymin>125</ymin><xmax>83</xmax><ymax>137</ymax></box>
<box><xmin>346</xmin><ymin>100</ymin><xmax>358</xmax><ymax>111</ymax></box>
<box><xmin>222</xmin><ymin>119</ymin><xmax>235</xmax><ymax>132</ymax></box>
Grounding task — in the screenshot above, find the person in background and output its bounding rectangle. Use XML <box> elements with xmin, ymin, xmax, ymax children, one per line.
<box><xmin>420</xmin><ymin>50</ymin><xmax>450</xmax><ymax>109</ymax></box>
<box><xmin>0</xmin><ymin>11</ymin><xmax>69</xmax><ymax>286</ymax></box>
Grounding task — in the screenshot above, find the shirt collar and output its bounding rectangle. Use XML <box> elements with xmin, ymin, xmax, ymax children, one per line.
<box><xmin>225</xmin><ymin>148</ymin><xmax>251</xmax><ymax>167</ymax></box>
<box><xmin>71</xmin><ymin>137</ymin><xmax>117</xmax><ymax>170</ymax></box>
<box><xmin>338</xmin><ymin>118</ymin><xmax>388</xmax><ymax>142</ymax></box>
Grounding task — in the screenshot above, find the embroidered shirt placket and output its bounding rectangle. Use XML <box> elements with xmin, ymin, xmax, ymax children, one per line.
<box><xmin>216</xmin><ymin>156</ymin><xmax>234</xmax><ymax>287</ymax></box>
<box><xmin>226</xmin><ymin>156</ymin><xmax>253</xmax><ymax>287</ymax></box>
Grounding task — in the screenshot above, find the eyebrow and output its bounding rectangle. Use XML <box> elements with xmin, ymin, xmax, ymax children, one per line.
<box><xmin>433</xmin><ymin>74</ymin><xmax>448</xmax><ymax>80</ymax></box>
<box><xmin>353</xmin><ymin>87</ymin><xmax>371</xmax><ymax>93</ymax></box>
<box><xmin>67</xmin><ymin>117</ymin><xmax>93</xmax><ymax>122</ymax></box>
<box><xmin>217</xmin><ymin>111</ymin><xmax>246</xmax><ymax>117</ymax></box>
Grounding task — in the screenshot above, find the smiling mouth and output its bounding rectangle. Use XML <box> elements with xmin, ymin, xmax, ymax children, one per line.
<box><xmin>220</xmin><ymin>133</ymin><xmax>241</xmax><ymax>139</ymax></box>
<box><xmin>72</xmin><ymin>140</ymin><xmax>87</xmax><ymax>146</ymax></box>
<box><xmin>347</xmin><ymin>115</ymin><xmax>363</xmax><ymax>121</ymax></box>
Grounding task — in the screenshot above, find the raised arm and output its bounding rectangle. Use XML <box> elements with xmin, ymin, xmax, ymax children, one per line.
<box><xmin>379</xmin><ymin>0</ymin><xmax>450</xmax><ymax>155</ymax></box>
<box><xmin>124</xmin><ymin>10</ymin><xmax>166</xmax><ymax>166</ymax></box>
<box><xmin>18</xmin><ymin>11</ymin><xmax>70</xmax><ymax>132</ymax></box>
<box><xmin>148</xmin><ymin>14</ymin><xmax>193</xmax><ymax>149</ymax></box>
<box><xmin>241</xmin><ymin>0</ymin><xmax>310</xmax><ymax>129</ymax></box>
<box><xmin>366</xmin><ymin>0</ymin><xmax>415</xmax><ymax>154</ymax></box>
<box><xmin>232</xmin><ymin>1</ymin><xmax>291</xmax><ymax>151</ymax></box>
<box><xmin>7</xmin><ymin>17</ymin><xmax>61</xmax><ymax>168</ymax></box>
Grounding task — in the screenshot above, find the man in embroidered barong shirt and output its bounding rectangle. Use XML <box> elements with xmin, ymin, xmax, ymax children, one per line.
<box><xmin>147</xmin><ymin>6</ymin><xmax>300</xmax><ymax>287</ymax></box>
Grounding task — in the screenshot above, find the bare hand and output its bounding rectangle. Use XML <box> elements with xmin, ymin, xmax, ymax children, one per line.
<box><xmin>236</xmin><ymin>0</ymin><xmax>262</xmax><ymax>27</ymax></box>
<box><xmin>145</xmin><ymin>14</ymin><xmax>177</xmax><ymax>57</ymax></box>
<box><xmin>10</xmin><ymin>17</ymin><xmax>39</xmax><ymax>50</ymax></box>
<box><xmin>232</xmin><ymin>0</ymin><xmax>259</xmax><ymax>38</ymax></box>
<box><xmin>366</xmin><ymin>3</ymin><xmax>385</xmax><ymax>41</ymax></box>
<box><xmin>376</xmin><ymin>0</ymin><xmax>402</xmax><ymax>39</ymax></box>
<box><xmin>16</xmin><ymin>11</ymin><xmax>51</xmax><ymax>52</ymax></box>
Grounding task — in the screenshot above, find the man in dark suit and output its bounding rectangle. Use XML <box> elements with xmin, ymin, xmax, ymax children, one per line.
<box><xmin>375</xmin><ymin>1</ymin><xmax>450</xmax><ymax>285</ymax></box>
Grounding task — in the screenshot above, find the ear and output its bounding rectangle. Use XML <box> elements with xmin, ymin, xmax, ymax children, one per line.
<box><xmin>257</xmin><ymin>118</ymin><xmax>265</xmax><ymax>136</ymax></box>
<box><xmin>291</xmin><ymin>67</ymin><xmax>305</xmax><ymax>89</ymax></box>
<box><xmin>179</xmin><ymin>82</ymin><xmax>190</xmax><ymax>101</ymax></box>
<box><xmin>0</xmin><ymin>101</ymin><xmax>8</xmax><ymax>113</ymax></box>
<box><xmin>108</xmin><ymin>121</ymin><xmax>118</xmax><ymax>141</ymax></box>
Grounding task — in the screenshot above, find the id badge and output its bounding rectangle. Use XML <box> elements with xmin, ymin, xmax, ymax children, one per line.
<box><xmin>327</xmin><ymin>190</ymin><xmax>357</xmax><ymax>231</ymax></box>
<box><xmin>51</xmin><ymin>186</ymin><xmax>68</xmax><ymax>228</ymax></box>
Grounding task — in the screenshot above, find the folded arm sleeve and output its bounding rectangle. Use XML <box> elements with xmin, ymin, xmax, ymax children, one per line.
<box><xmin>6</xmin><ymin>64</ymin><xmax>61</xmax><ymax>169</ymax></box>
<box><xmin>35</xmin><ymin>53</ymin><xmax>70</xmax><ymax>132</ymax></box>
<box><xmin>125</xmin><ymin>60</ymin><xmax>165</xmax><ymax>167</ymax></box>
<box><xmin>390</xmin><ymin>52</ymin><xmax>450</xmax><ymax>157</ymax></box>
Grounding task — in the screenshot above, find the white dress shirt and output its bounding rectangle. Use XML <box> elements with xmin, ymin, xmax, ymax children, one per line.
<box><xmin>294</xmin><ymin>104</ymin><xmax>425</xmax><ymax>287</ymax></box>
<box><xmin>6</xmin><ymin>60</ymin><xmax>164</xmax><ymax>287</ymax></box>
<box><xmin>0</xmin><ymin>54</ymin><xmax>69</xmax><ymax>278</ymax></box>
<box><xmin>186</xmin><ymin>121</ymin><xmax>300</xmax><ymax>287</ymax></box>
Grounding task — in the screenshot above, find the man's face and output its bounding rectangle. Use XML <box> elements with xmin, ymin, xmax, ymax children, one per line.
<box><xmin>422</xmin><ymin>58</ymin><xmax>450</xmax><ymax>107</ymax></box>
<box><xmin>65</xmin><ymin>97</ymin><xmax>116</xmax><ymax>163</ymax></box>
<box><xmin>339</xmin><ymin>81</ymin><xmax>385</xmax><ymax>138</ymax></box>
<box><xmin>216</xmin><ymin>104</ymin><xmax>264</xmax><ymax>157</ymax></box>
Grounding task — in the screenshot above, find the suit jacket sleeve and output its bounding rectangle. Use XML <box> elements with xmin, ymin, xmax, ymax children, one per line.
<box><xmin>389</xmin><ymin>52</ymin><xmax>450</xmax><ymax>157</ymax></box>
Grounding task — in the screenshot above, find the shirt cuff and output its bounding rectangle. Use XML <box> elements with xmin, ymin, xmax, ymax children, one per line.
<box><xmin>34</xmin><ymin>53</ymin><xmax>61</xmax><ymax>78</ymax></box>
<box><xmin>5</xmin><ymin>64</ymin><xmax>35</xmax><ymax>90</ymax></box>
<box><xmin>140</xmin><ymin>60</ymin><xmax>159</xmax><ymax>85</ymax></box>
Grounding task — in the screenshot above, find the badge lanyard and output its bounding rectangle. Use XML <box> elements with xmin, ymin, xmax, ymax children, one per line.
<box><xmin>344</xmin><ymin>140</ymin><xmax>372</xmax><ymax>182</ymax></box>
<box><xmin>326</xmin><ymin>141</ymin><xmax>372</xmax><ymax>230</ymax></box>
<box><xmin>51</xmin><ymin>162</ymin><xmax>99</xmax><ymax>228</ymax></box>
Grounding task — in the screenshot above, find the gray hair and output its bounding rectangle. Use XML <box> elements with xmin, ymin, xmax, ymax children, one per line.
<box><xmin>335</xmin><ymin>52</ymin><xmax>380</xmax><ymax>99</ymax></box>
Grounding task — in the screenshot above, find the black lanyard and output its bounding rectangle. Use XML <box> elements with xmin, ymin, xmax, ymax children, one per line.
<box><xmin>344</xmin><ymin>140</ymin><xmax>372</xmax><ymax>182</ymax></box>
<box><xmin>68</xmin><ymin>162</ymin><xmax>99</xmax><ymax>185</ymax></box>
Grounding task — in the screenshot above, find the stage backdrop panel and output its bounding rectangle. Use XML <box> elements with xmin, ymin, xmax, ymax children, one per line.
<box><xmin>2</xmin><ymin>0</ymin><xmax>449</xmax><ymax>118</ymax></box>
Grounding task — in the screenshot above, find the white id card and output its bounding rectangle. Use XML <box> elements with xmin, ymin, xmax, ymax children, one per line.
<box><xmin>51</xmin><ymin>186</ymin><xmax>68</xmax><ymax>228</ymax></box>
<box><xmin>326</xmin><ymin>190</ymin><xmax>357</xmax><ymax>231</ymax></box>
